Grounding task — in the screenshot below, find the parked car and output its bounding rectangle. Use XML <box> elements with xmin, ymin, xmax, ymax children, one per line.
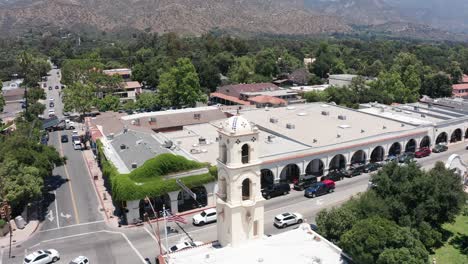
<box><xmin>49</xmin><ymin>97</ymin><xmax>54</xmax><ymax>101</ymax></box>
<box><xmin>385</xmin><ymin>155</ymin><xmax>398</xmax><ymax>163</ymax></box>
<box><xmin>304</xmin><ymin>180</ymin><xmax>335</xmax><ymax>198</ymax></box>
<box><xmin>293</xmin><ymin>177</ymin><xmax>318</xmax><ymax>191</ymax></box>
<box><xmin>24</xmin><ymin>249</ymin><xmax>60</xmax><ymax>264</ymax></box>
<box><xmin>48</xmin><ymin>86</ymin><xmax>52</xmax><ymax>90</ymax></box>
<box><xmin>61</xmin><ymin>135</ymin><xmax>69</xmax><ymax>143</ymax></box>
<box><xmin>415</xmin><ymin>147</ymin><xmax>431</xmax><ymax>158</ymax></box>
<box><xmin>344</xmin><ymin>164</ymin><xmax>365</xmax><ymax>178</ymax></box>
<box><xmin>274</xmin><ymin>212</ymin><xmax>303</xmax><ymax>228</ymax></box>
<box><xmin>192</xmin><ymin>208</ymin><xmax>217</xmax><ymax>226</ymax></box>
<box><xmin>55</xmin><ymin>85</ymin><xmax>59</xmax><ymax>89</ymax></box>
<box><xmin>49</xmin><ymin>102</ymin><xmax>54</xmax><ymax>108</ymax></box>
<box><xmin>169</xmin><ymin>241</ymin><xmax>203</xmax><ymax>253</ymax></box>
<box><xmin>398</xmin><ymin>152</ymin><xmax>414</xmax><ymax>163</ymax></box>
<box><xmin>364</xmin><ymin>162</ymin><xmax>382</xmax><ymax>173</ymax></box>
<box><xmin>73</xmin><ymin>140</ymin><xmax>82</xmax><ymax>150</ymax></box>
<box><xmin>322</xmin><ymin>169</ymin><xmax>346</xmax><ymax>182</ymax></box>
<box><xmin>261</xmin><ymin>183</ymin><xmax>290</xmax><ymax>199</ymax></box>
<box><xmin>69</xmin><ymin>256</ymin><xmax>89</xmax><ymax>264</ymax></box>
<box><xmin>432</xmin><ymin>144</ymin><xmax>448</xmax><ymax>153</ymax></box>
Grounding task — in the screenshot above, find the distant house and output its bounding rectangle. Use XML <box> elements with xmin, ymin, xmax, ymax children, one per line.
<box><xmin>210</xmin><ymin>83</ymin><xmax>280</xmax><ymax>106</ymax></box>
<box><xmin>303</xmin><ymin>57</ymin><xmax>316</xmax><ymax>67</ymax></box>
<box><xmin>452</xmin><ymin>74</ymin><xmax>468</xmax><ymax>98</ymax></box>
<box><xmin>98</xmin><ymin>81</ymin><xmax>142</xmax><ymax>102</ymax></box>
<box><xmin>103</xmin><ymin>68</ymin><xmax>132</xmax><ymax>80</ymax></box>
<box><xmin>248</xmin><ymin>95</ymin><xmax>287</xmax><ymax>108</ymax></box>
<box><xmin>2</xmin><ymin>79</ymin><xmax>23</xmax><ymax>90</ymax></box>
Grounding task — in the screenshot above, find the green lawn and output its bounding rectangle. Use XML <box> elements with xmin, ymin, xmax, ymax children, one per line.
<box><xmin>432</xmin><ymin>208</ymin><xmax>468</xmax><ymax>264</ymax></box>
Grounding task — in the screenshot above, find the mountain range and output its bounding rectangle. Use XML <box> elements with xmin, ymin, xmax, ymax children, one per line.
<box><xmin>0</xmin><ymin>0</ymin><xmax>467</xmax><ymax>40</ymax></box>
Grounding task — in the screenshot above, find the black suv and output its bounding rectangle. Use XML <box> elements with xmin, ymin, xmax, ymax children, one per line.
<box><xmin>61</xmin><ymin>134</ymin><xmax>69</xmax><ymax>143</ymax></box>
<box><xmin>293</xmin><ymin>177</ymin><xmax>318</xmax><ymax>191</ymax></box>
<box><xmin>262</xmin><ymin>183</ymin><xmax>291</xmax><ymax>199</ymax></box>
<box><xmin>344</xmin><ymin>164</ymin><xmax>365</xmax><ymax>178</ymax></box>
<box><xmin>322</xmin><ymin>169</ymin><xmax>346</xmax><ymax>182</ymax></box>
<box><xmin>364</xmin><ymin>162</ymin><xmax>382</xmax><ymax>173</ymax></box>
<box><xmin>398</xmin><ymin>152</ymin><xmax>414</xmax><ymax>163</ymax></box>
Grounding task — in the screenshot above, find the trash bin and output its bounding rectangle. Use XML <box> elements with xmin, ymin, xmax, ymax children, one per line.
<box><xmin>15</xmin><ymin>216</ymin><xmax>26</xmax><ymax>229</ymax></box>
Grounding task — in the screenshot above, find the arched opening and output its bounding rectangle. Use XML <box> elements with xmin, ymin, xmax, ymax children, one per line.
<box><xmin>350</xmin><ymin>150</ymin><xmax>366</xmax><ymax>165</ymax></box>
<box><xmin>450</xmin><ymin>129</ymin><xmax>462</xmax><ymax>143</ymax></box>
<box><xmin>242</xmin><ymin>178</ymin><xmax>251</xmax><ymax>201</ymax></box>
<box><xmin>465</xmin><ymin>128</ymin><xmax>468</xmax><ymax>139</ymax></box>
<box><xmin>260</xmin><ymin>169</ymin><xmax>274</xmax><ymax>189</ymax></box>
<box><xmin>280</xmin><ymin>164</ymin><xmax>300</xmax><ymax>184</ymax></box>
<box><xmin>220</xmin><ymin>144</ymin><xmax>227</xmax><ymax>163</ymax></box>
<box><xmin>139</xmin><ymin>194</ymin><xmax>171</xmax><ymax>220</ymax></box>
<box><xmin>241</xmin><ymin>144</ymin><xmax>250</xmax><ymax>164</ymax></box>
<box><xmin>370</xmin><ymin>146</ymin><xmax>385</xmax><ymax>162</ymax></box>
<box><xmin>305</xmin><ymin>159</ymin><xmax>324</xmax><ymax>176</ymax></box>
<box><xmin>420</xmin><ymin>136</ymin><xmax>431</xmax><ymax>148</ymax></box>
<box><xmin>405</xmin><ymin>139</ymin><xmax>417</xmax><ymax>153</ymax></box>
<box><xmin>329</xmin><ymin>154</ymin><xmax>346</xmax><ymax>171</ymax></box>
<box><xmin>388</xmin><ymin>142</ymin><xmax>402</xmax><ymax>156</ymax></box>
<box><xmin>177</xmin><ymin>186</ymin><xmax>208</xmax><ymax>213</ymax></box>
<box><xmin>436</xmin><ymin>132</ymin><xmax>448</xmax><ymax>145</ymax></box>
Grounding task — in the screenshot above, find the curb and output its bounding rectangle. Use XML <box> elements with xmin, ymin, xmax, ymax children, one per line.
<box><xmin>0</xmin><ymin>221</ymin><xmax>41</xmax><ymax>248</ymax></box>
<box><xmin>124</xmin><ymin>206</ymin><xmax>216</xmax><ymax>228</ymax></box>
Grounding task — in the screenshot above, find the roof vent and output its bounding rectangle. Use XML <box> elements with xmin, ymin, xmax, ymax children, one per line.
<box><xmin>361</xmin><ymin>129</ymin><xmax>365</xmax><ymax>133</ymax></box>
<box><xmin>339</xmin><ymin>124</ymin><xmax>350</xmax><ymax>129</ymax></box>
<box><xmin>131</xmin><ymin>162</ymin><xmax>138</xmax><ymax>169</ymax></box>
<box><xmin>297</xmin><ymin>112</ymin><xmax>307</xmax><ymax>116</ymax></box>
<box><xmin>149</xmin><ymin>117</ymin><xmax>156</xmax><ymax>122</ymax></box>
<box><xmin>270</xmin><ymin>117</ymin><xmax>278</xmax><ymax>123</ymax></box>
<box><xmin>267</xmin><ymin>135</ymin><xmax>276</xmax><ymax>142</ymax></box>
<box><xmin>321</xmin><ymin>111</ymin><xmax>329</xmax><ymax>116</ymax></box>
<box><xmin>338</xmin><ymin>115</ymin><xmax>347</xmax><ymax>120</ymax></box>
<box><xmin>286</xmin><ymin>123</ymin><xmax>295</xmax><ymax>129</ymax></box>
<box><xmin>313</xmin><ymin>139</ymin><xmax>317</xmax><ymax>143</ymax></box>
<box><xmin>199</xmin><ymin>137</ymin><xmax>207</xmax><ymax>145</ymax></box>
<box><xmin>383</xmin><ymin>125</ymin><xmax>387</xmax><ymax>129</ymax></box>
<box><xmin>414</xmin><ymin>106</ymin><xmax>419</xmax><ymax>111</ymax></box>
<box><xmin>337</xmin><ymin>134</ymin><xmax>341</xmax><ymax>138</ymax></box>
<box><xmin>421</xmin><ymin>114</ymin><xmax>426</xmax><ymax>118</ymax></box>
<box><xmin>401</xmin><ymin>123</ymin><xmax>405</xmax><ymax>127</ymax></box>
<box><xmin>163</xmin><ymin>140</ymin><xmax>173</xmax><ymax>148</ymax></box>
<box><xmin>395</xmin><ymin>108</ymin><xmax>402</xmax><ymax>112</ymax></box>
<box><xmin>120</xmin><ymin>144</ymin><xmax>126</xmax><ymax>150</ymax></box>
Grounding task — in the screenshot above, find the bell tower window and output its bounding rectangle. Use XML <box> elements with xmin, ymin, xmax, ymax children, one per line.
<box><xmin>241</xmin><ymin>144</ymin><xmax>250</xmax><ymax>164</ymax></box>
<box><xmin>220</xmin><ymin>144</ymin><xmax>227</xmax><ymax>163</ymax></box>
<box><xmin>242</xmin><ymin>178</ymin><xmax>251</xmax><ymax>201</ymax></box>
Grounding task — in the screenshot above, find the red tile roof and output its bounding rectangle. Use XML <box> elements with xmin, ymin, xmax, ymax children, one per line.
<box><xmin>216</xmin><ymin>83</ymin><xmax>280</xmax><ymax>98</ymax></box>
<box><xmin>248</xmin><ymin>95</ymin><xmax>287</xmax><ymax>105</ymax></box>
<box><xmin>462</xmin><ymin>74</ymin><xmax>468</xmax><ymax>83</ymax></box>
<box><xmin>210</xmin><ymin>92</ymin><xmax>250</xmax><ymax>105</ymax></box>
<box><xmin>452</xmin><ymin>83</ymin><xmax>468</xmax><ymax>90</ymax></box>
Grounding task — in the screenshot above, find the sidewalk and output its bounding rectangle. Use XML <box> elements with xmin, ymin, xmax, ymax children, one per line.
<box><xmin>0</xmin><ymin>220</ymin><xmax>39</xmax><ymax>248</ymax></box>
<box><xmin>82</xmin><ymin>148</ymin><xmax>119</xmax><ymax>227</ymax></box>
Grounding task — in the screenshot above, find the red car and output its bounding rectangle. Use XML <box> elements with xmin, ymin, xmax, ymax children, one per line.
<box><xmin>415</xmin><ymin>147</ymin><xmax>431</xmax><ymax>158</ymax></box>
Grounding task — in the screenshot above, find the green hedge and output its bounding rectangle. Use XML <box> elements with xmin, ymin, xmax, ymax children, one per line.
<box><xmin>97</xmin><ymin>140</ymin><xmax>216</xmax><ymax>201</ymax></box>
<box><xmin>0</xmin><ymin>219</ymin><xmax>5</xmax><ymax>229</ymax></box>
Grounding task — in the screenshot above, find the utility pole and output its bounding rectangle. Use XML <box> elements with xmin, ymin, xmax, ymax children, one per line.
<box><xmin>145</xmin><ymin>197</ymin><xmax>163</xmax><ymax>255</ymax></box>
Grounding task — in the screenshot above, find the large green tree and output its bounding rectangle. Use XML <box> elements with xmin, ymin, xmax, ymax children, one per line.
<box><xmin>421</xmin><ymin>72</ymin><xmax>452</xmax><ymax>98</ymax></box>
<box><xmin>448</xmin><ymin>61</ymin><xmax>463</xmax><ymax>84</ymax></box>
<box><xmin>340</xmin><ymin>217</ymin><xmax>429</xmax><ymax>264</ymax></box>
<box><xmin>96</xmin><ymin>95</ymin><xmax>120</xmax><ymax>112</ymax></box>
<box><xmin>61</xmin><ymin>58</ymin><xmax>104</xmax><ymax>85</ymax></box>
<box><xmin>254</xmin><ymin>48</ymin><xmax>279</xmax><ymax>78</ymax></box>
<box><xmin>136</xmin><ymin>92</ymin><xmax>159</xmax><ymax>111</ymax></box>
<box><xmin>228</xmin><ymin>56</ymin><xmax>256</xmax><ymax>83</ymax></box>
<box><xmin>62</xmin><ymin>82</ymin><xmax>96</xmax><ymax>116</ymax></box>
<box><xmin>18</xmin><ymin>51</ymin><xmax>51</xmax><ymax>88</ymax></box>
<box><xmin>157</xmin><ymin>58</ymin><xmax>206</xmax><ymax>108</ymax></box>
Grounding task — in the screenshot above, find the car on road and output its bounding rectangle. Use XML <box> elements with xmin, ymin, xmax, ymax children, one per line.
<box><xmin>432</xmin><ymin>144</ymin><xmax>448</xmax><ymax>153</ymax></box>
<box><xmin>398</xmin><ymin>152</ymin><xmax>414</xmax><ymax>163</ymax></box>
<box><xmin>344</xmin><ymin>164</ymin><xmax>365</xmax><ymax>178</ymax></box>
<box><xmin>49</xmin><ymin>102</ymin><xmax>54</xmax><ymax>108</ymax></box>
<box><xmin>69</xmin><ymin>256</ymin><xmax>89</xmax><ymax>264</ymax></box>
<box><xmin>304</xmin><ymin>180</ymin><xmax>335</xmax><ymax>198</ymax></box>
<box><xmin>261</xmin><ymin>182</ymin><xmax>290</xmax><ymax>199</ymax></box>
<box><xmin>322</xmin><ymin>169</ymin><xmax>346</xmax><ymax>182</ymax></box>
<box><xmin>48</xmin><ymin>86</ymin><xmax>52</xmax><ymax>90</ymax></box>
<box><xmin>24</xmin><ymin>249</ymin><xmax>60</xmax><ymax>264</ymax></box>
<box><xmin>73</xmin><ymin>140</ymin><xmax>82</xmax><ymax>150</ymax></box>
<box><xmin>49</xmin><ymin>97</ymin><xmax>54</xmax><ymax>101</ymax></box>
<box><xmin>293</xmin><ymin>177</ymin><xmax>318</xmax><ymax>191</ymax></box>
<box><xmin>192</xmin><ymin>208</ymin><xmax>217</xmax><ymax>226</ymax></box>
<box><xmin>364</xmin><ymin>162</ymin><xmax>382</xmax><ymax>173</ymax></box>
<box><xmin>169</xmin><ymin>241</ymin><xmax>204</xmax><ymax>253</ymax></box>
<box><xmin>61</xmin><ymin>134</ymin><xmax>69</xmax><ymax>143</ymax></box>
<box><xmin>55</xmin><ymin>85</ymin><xmax>59</xmax><ymax>89</ymax></box>
<box><xmin>385</xmin><ymin>155</ymin><xmax>398</xmax><ymax>163</ymax></box>
<box><xmin>415</xmin><ymin>147</ymin><xmax>431</xmax><ymax>158</ymax></box>
<box><xmin>274</xmin><ymin>212</ymin><xmax>303</xmax><ymax>228</ymax></box>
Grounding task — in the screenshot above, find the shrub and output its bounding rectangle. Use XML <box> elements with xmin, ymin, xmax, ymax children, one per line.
<box><xmin>97</xmin><ymin>140</ymin><xmax>216</xmax><ymax>201</ymax></box>
<box><xmin>0</xmin><ymin>219</ymin><xmax>6</xmax><ymax>228</ymax></box>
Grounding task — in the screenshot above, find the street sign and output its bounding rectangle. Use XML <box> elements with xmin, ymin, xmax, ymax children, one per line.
<box><xmin>176</xmin><ymin>179</ymin><xmax>197</xmax><ymax>200</ymax></box>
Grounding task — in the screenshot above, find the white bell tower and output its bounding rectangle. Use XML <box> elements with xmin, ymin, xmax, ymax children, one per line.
<box><xmin>216</xmin><ymin>115</ymin><xmax>264</xmax><ymax>247</ymax></box>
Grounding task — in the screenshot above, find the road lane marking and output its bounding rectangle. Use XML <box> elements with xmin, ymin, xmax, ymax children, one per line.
<box><xmin>54</xmin><ymin>191</ymin><xmax>60</xmax><ymax>229</ymax></box>
<box><xmin>103</xmin><ymin>231</ymin><xmax>148</xmax><ymax>264</ymax></box>
<box><xmin>57</xmin><ymin>133</ymin><xmax>80</xmax><ymax>225</ymax></box>
<box><xmin>39</xmin><ymin>220</ymin><xmax>105</xmax><ymax>233</ymax></box>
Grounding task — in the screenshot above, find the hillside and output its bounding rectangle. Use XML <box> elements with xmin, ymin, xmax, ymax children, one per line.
<box><xmin>0</xmin><ymin>0</ymin><xmax>351</xmax><ymax>36</ymax></box>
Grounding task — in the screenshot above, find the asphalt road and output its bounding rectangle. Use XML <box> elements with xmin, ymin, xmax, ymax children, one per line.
<box><xmin>42</xmin><ymin>67</ymin><xmax>64</xmax><ymax>119</ymax></box>
<box><xmin>1</xmin><ymin>136</ymin><xmax>467</xmax><ymax>264</ymax></box>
